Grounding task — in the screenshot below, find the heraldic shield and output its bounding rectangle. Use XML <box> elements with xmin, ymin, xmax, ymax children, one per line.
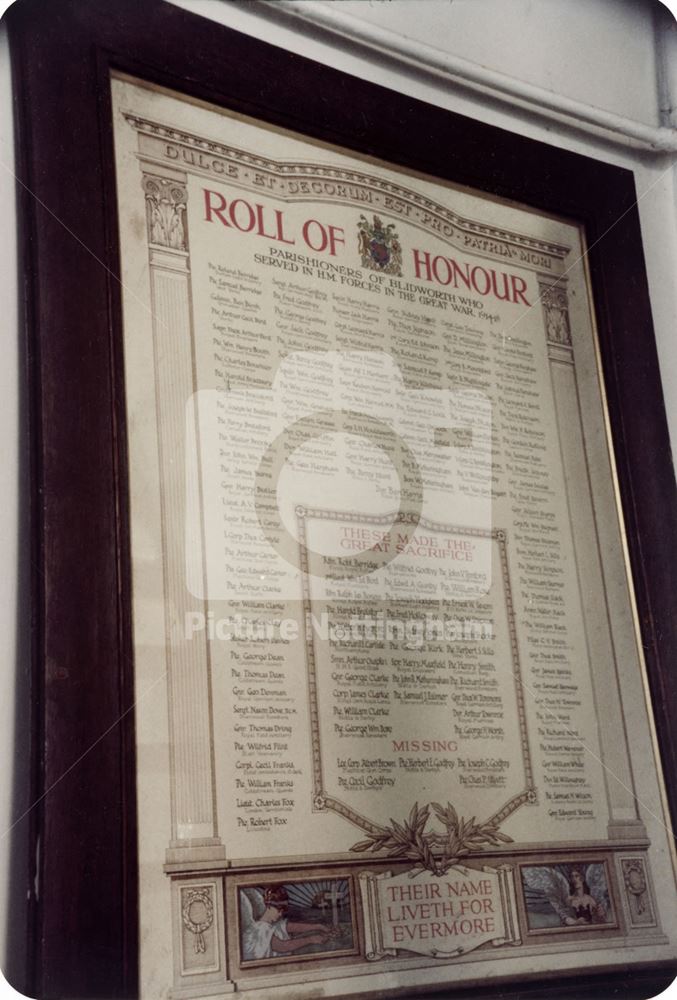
<box><xmin>358</xmin><ymin>214</ymin><xmax>403</xmax><ymax>276</ymax></box>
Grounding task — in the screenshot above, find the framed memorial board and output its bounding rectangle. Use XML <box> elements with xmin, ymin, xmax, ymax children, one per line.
<box><xmin>7</xmin><ymin>1</ymin><xmax>677</xmax><ymax>998</ymax></box>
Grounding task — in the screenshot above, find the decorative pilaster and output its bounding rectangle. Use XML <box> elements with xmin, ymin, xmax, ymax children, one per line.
<box><xmin>538</xmin><ymin>276</ymin><xmax>645</xmax><ymax>841</ymax></box>
<box><xmin>141</xmin><ymin>166</ymin><xmax>224</xmax><ymax>859</ymax></box>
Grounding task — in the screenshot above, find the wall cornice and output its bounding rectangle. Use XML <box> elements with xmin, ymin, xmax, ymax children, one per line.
<box><xmin>251</xmin><ymin>0</ymin><xmax>677</xmax><ymax>155</ymax></box>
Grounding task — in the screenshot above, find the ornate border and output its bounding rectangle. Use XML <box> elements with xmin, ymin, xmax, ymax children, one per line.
<box><xmin>296</xmin><ymin>508</ymin><xmax>535</xmax><ymax>867</ymax></box>
<box><xmin>124</xmin><ymin>113</ymin><xmax>571</xmax><ymax>275</ymax></box>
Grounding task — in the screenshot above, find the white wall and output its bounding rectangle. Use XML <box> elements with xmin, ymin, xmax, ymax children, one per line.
<box><xmin>1</xmin><ymin>0</ymin><xmax>676</xmax><ymax>995</ymax></box>
<box><xmin>308</xmin><ymin>0</ymin><xmax>663</xmax><ymax>125</ymax></box>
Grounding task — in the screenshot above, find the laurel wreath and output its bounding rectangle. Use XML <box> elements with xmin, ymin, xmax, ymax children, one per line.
<box><xmin>350</xmin><ymin>801</ymin><xmax>513</xmax><ymax>876</ymax></box>
<box><xmin>182</xmin><ymin>889</ymin><xmax>214</xmax><ymax>954</ymax></box>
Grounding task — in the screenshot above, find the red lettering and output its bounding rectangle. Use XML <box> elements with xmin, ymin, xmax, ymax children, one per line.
<box><xmin>432</xmin><ymin>256</ymin><xmax>453</xmax><ymax>285</ymax></box>
<box><xmin>511</xmin><ymin>274</ymin><xmax>530</xmax><ymax>305</ymax></box>
<box><xmin>302</xmin><ymin>219</ymin><xmax>328</xmax><ymax>252</ymax></box>
<box><xmin>274</xmin><ymin>209</ymin><xmax>296</xmax><ymax>245</ymax></box>
<box><xmin>412</xmin><ymin>247</ymin><xmax>528</xmax><ymax>305</ymax></box>
<box><xmin>300</xmin><ymin>220</ymin><xmax>344</xmax><ymax>255</ymax></box>
<box><xmin>491</xmin><ymin>270</ymin><xmax>511</xmax><ymax>301</ymax></box>
<box><xmin>460</xmin><ymin>898</ymin><xmax>484</xmax><ymax>915</ymax></box>
<box><xmin>451</xmin><ymin>259</ymin><xmax>471</xmax><ymax>290</ymax></box>
<box><xmin>203</xmin><ymin>189</ymin><xmax>295</xmax><ymax>244</ymax></box>
<box><xmin>471</xmin><ymin>265</ymin><xmax>491</xmax><ymax>296</ymax></box>
<box><xmin>413</xmin><ymin>248</ymin><xmax>432</xmax><ymax>281</ymax></box>
<box><xmin>229</xmin><ymin>198</ymin><xmax>256</xmax><ymax>232</ymax></box>
<box><xmin>204</xmin><ymin>189</ymin><xmax>230</xmax><ymax>226</ymax></box>
<box><xmin>327</xmin><ymin>224</ymin><xmax>345</xmax><ymax>256</ymax></box>
<box><xmin>254</xmin><ymin>203</ymin><xmax>277</xmax><ymax>241</ymax></box>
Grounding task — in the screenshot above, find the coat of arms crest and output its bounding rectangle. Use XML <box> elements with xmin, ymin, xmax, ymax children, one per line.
<box><xmin>357</xmin><ymin>214</ymin><xmax>402</xmax><ymax>277</ymax></box>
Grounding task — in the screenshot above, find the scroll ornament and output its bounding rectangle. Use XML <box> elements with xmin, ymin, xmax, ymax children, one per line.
<box><xmin>181</xmin><ymin>888</ymin><xmax>214</xmax><ymax>954</ymax></box>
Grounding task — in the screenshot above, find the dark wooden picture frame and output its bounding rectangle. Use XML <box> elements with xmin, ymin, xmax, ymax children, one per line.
<box><xmin>6</xmin><ymin>0</ymin><xmax>677</xmax><ymax>997</ymax></box>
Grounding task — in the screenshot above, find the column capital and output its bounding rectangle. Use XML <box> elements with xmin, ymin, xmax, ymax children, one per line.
<box><xmin>537</xmin><ymin>277</ymin><xmax>571</xmax><ymax>349</ymax></box>
<box><xmin>142</xmin><ymin>173</ymin><xmax>188</xmax><ymax>251</ymax></box>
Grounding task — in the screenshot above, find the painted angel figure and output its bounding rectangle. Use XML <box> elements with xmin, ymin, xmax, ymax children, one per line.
<box><xmin>522</xmin><ymin>864</ymin><xmax>610</xmax><ymax>927</ymax></box>
<box><xmin>239</xmin><ymin>886</ymin><xmax>334</xmax><ymax>961</ymax></box>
